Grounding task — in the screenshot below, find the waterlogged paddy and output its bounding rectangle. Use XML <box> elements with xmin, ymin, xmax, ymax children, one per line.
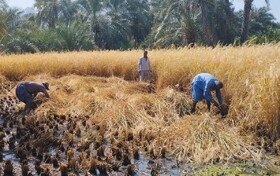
<box><xmin>1</xmin><ymin>75</ymin><xmax>280</xmax><ymax>175</ymax></box>
<box><xmin>0</xmin><ymin>105</ymin><xmax>277</xmax><ymax>176</ymax></box>
<box><xmin>0</xmin><ymin>110</ymin><xmax>189</xmax><ymax>175</ymax></box>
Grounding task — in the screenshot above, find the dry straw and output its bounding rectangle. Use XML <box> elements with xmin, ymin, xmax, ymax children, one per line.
<box><xmin>0</xmin><ymin>44</ymin><xmax>280</xmax><ymax>168</ymax></box>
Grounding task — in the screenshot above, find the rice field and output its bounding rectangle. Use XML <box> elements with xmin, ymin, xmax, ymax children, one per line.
<box><xmin>0</xmin><ymin>44</ymin><xmax>280</xmax><ymax>175</ymax></box>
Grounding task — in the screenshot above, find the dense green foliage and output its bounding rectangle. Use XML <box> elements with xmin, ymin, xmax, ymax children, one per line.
<box><xmin>0</xmin><ymin>0</ymin><xmax>279</xmax><ymax>53</ymax></box>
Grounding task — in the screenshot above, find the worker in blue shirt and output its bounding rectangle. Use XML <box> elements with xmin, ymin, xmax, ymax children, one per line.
<box><xmin>191</xmin><ymin>73</ymin><xmax>226</xmax><ymax>116</ymax></box>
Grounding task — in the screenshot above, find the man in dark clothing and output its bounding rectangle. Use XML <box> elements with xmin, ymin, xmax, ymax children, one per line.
<box><xmin>16</xmin><ymin>82</ymin><xmax>50</xmax><ymax>113</ymax></box>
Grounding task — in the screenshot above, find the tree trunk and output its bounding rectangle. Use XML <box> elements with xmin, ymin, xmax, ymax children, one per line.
<box><xmin>200</xmin><ymin>1</ymin><xmax>214</xmax><ymax>46</ymax></box>
<box><xmin>240</xmin><ymin>0</ymin><xmax>253</xmax><ymax>44</ymax></box>
<box><xmin>182</xmin><ymin>2</ymin><xmax>196</xmax><ymax>46</ymax></box>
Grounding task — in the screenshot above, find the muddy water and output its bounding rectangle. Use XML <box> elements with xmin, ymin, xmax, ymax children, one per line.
<box><xmin>0</xmin><ymin>115</ymin><xmax>276</xmax><ymax>176</ymax></box>
<box><xmin>0</xmin><ymin>113</ymin><xmax>189</xmax><ymax>175</ymax></box>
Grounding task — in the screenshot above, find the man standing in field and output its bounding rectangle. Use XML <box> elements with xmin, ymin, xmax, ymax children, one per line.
<box><xmin>138</xmin><ymin>50</ymin><xmax>152</xmax><ymax>82</ymax></box>
<box><xmin>191</xmin><ymin>73</ymin><xmax>226</xmax><ymax>117</ymax></box>
<box><xmin>16</xmin><ymin>81</ymin><xmax>50</xmax><ymax>113</ymax></box>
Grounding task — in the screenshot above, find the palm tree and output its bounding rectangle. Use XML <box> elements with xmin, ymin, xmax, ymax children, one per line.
<box><xmin>76</xmin><ymin>0</ymin><xmax>105</xmax><ymax>48</ymax></box>
<box><xmin>181</xmin><ymin>1</ymin><xmax>197</xmax><ymax>45</ymax></box>
<box><xmin>35</xmin><ymin>0</ymin><xmax>60</xmax><ymax>29</ymax></box>
<box><xmin>0</xmin><ymin>2</ymin><xmax>23</xmax><ymax>39</ymax></box>
<box><xmin>0</xmin><ymin>0</ymin><xmax>8</xmax><ymax>39</ymax></box>
<box><xmin>249</xmin><ymin>7</ymin><xmax>275</xmax><ymax>35</ymax></box>
<box><xmin>149</xmin><ymin>0</ymin><xmax>236</xmax><ymax>47</ymax></box>
<box><xmin>240</xmin><ymin>0</ymin><xmax>269</xmax><ymax>44</ymax></box>
<box><xmin>149</xmin><ymin>0</ymin><xmax>196</xmax><ymax>47</ymax></box>
<box><xmin>76</xmin><ymin>0</ymin><xmax>150</xmax><ymax>49</ymax></box>
<box><xmin>213</xmin><ymin>0</ymin><xmax>237</xmax><ymax>44</ymax></box>
<box><xmin>1</xmin><ymin>32</ymin><xmax>39</xmax><ymax>54</ymax></box>
<box><xmin>104</xmin><ymin>0</ymin><xmax>132</xmax><ymax>49</ymax></box>
<box><xmin>59</xmin><ymin>0</ymin><xmax>78</xmax><ymax>23</ymax></box>
<box><xmin>198</xmin><ymin>0</ymin><xmax>216</xmax><ymax>45</ymax></box>
<box><xmin>56</xmin><ymin>21</ymin><xmax>95</xmax><ymax>51</ymax></box>
<box><xmin>127</xmin><ymin>0</ymin><xmax>152</xmax><ymax>47</ymax></box>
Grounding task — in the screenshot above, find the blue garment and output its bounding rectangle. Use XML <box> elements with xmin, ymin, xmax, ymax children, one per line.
<box><xmin>16</xmin><ymin>83</ymin><xmax>33</xmax><ymax>104</ymax></box>
<box><xmin>192</xmin><ymin>73</ymin><xmax>222</xmax><ymax>104</ymax></box>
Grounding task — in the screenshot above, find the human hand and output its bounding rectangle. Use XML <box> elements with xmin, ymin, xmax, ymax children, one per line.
<box><xmin>190</xmin><ymin>108</ymin><xmax>195</xmax><ymax>114</ymax></box>
<box><xmin>213</xmin><ymin>101</ymin><xmax>219</xmax><ymax>108</ymax></box>
<box><xmin>219</xmin><ymin>104</ymin><xmax>227</xmax><ymax>118</ymax></box>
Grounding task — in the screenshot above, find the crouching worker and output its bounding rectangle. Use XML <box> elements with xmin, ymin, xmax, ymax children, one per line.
<box><xmin>191</xmin><ymin>73</ymin><xmax>226</xmax><ymax>117</ymax></box>
<box><xmin>16</xmin><ymin>81</ymin><xmax>50</xmax><ymax>113</ymax></box>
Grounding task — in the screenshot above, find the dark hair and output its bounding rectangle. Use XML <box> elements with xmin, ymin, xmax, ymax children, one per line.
<box><xmin>217</xmin><ymin>81</ymin><xmax>223</xmax><ymax>89</ymax></box>
<box><xmin>42</xmin><ymin>82</ymin><xmax>49</xmax><ymax>90</ymax></box>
